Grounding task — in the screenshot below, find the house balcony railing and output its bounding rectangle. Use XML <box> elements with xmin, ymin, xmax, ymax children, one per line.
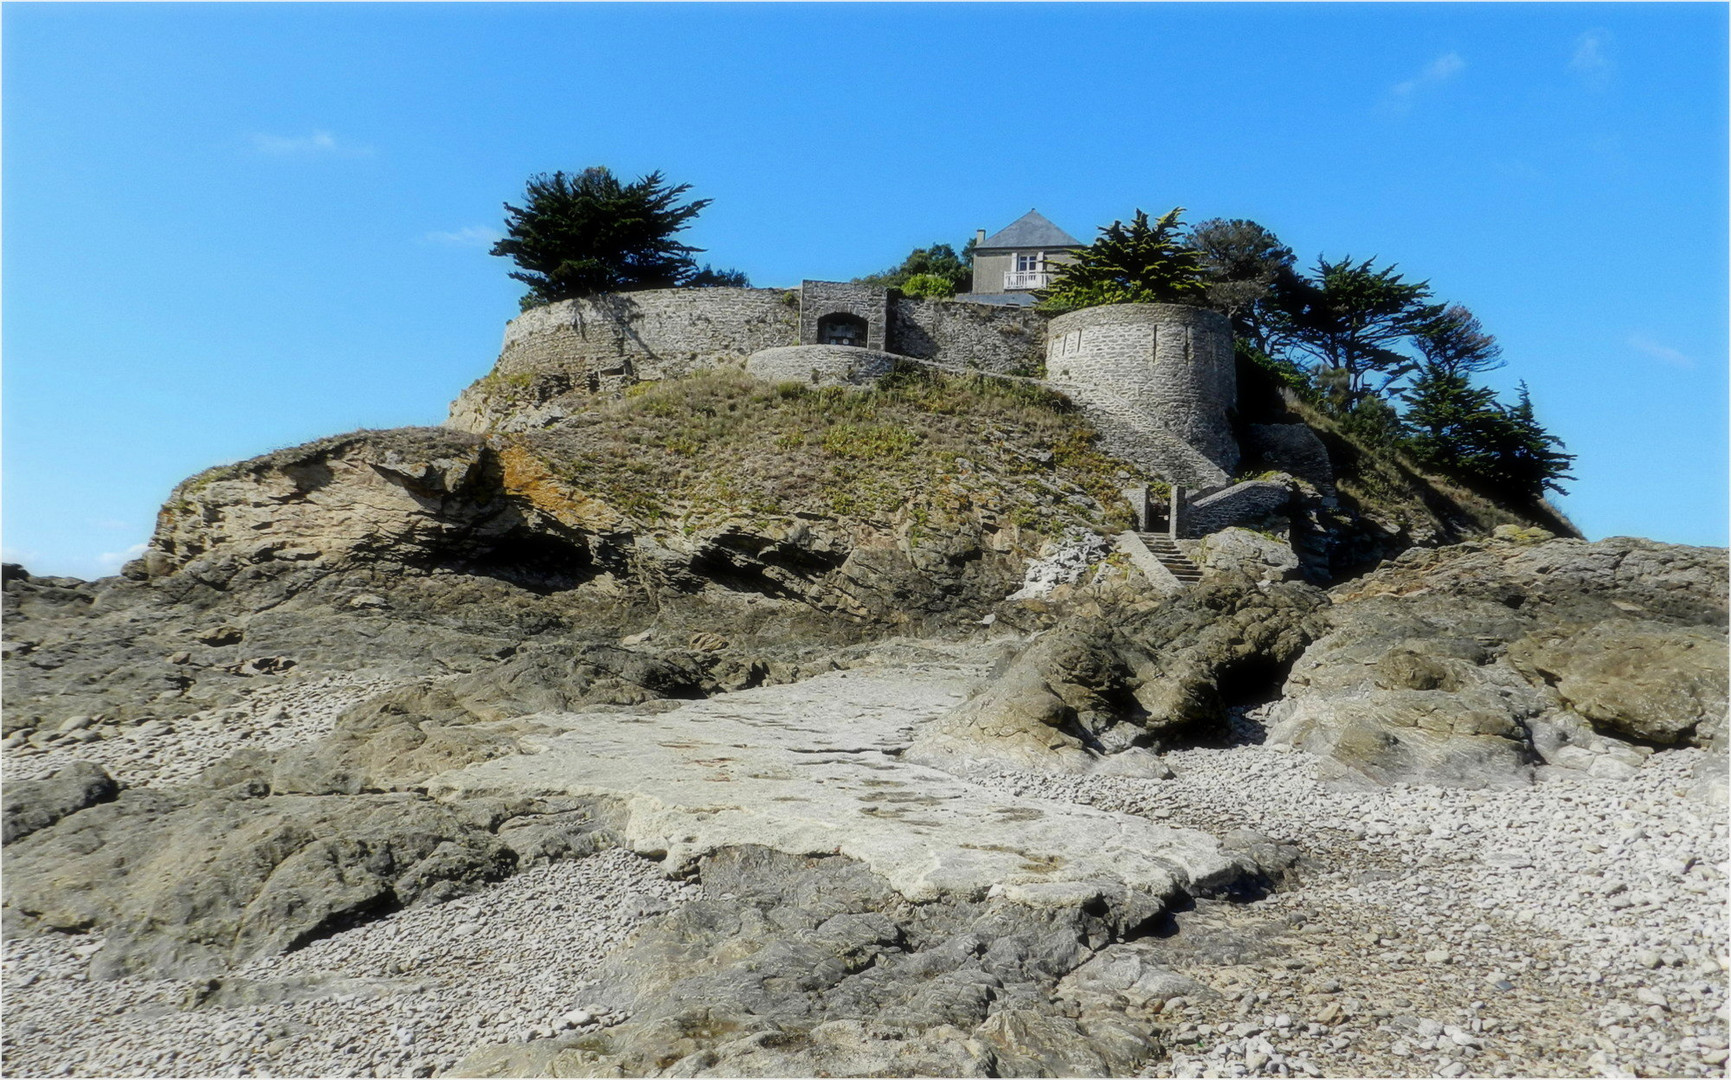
<box><xmin>1003</xmin><ymin>270</ymin><xmax>1053</xmax><ymax>290</ymax></box>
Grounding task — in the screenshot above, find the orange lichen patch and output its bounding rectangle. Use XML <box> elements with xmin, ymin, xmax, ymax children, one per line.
<box><xmin>496</xmin><ymin>443</ymin><xmax>626</xmax><ymax>532</ymax></box>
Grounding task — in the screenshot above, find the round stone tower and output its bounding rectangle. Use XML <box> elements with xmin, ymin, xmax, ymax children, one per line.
<box><xmin>1044</xmin><ymin>303</ymin><xmax>1238</xmax><ymax>484</ymax></box>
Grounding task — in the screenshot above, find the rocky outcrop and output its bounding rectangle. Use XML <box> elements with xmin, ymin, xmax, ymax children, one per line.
<box><xmin>5</xmin><ymin>349</ymin><xmax>1726</xmax><ymax>1080</ymax></box>
<box><xmin>2</xmin><ymin>783</ymin><xmax>520</xmax><ymax>978</ymax></box>
<box><xmin>1508</xmin><ymin>621</ymin><xmax>1727</xmax><ymax>747</ymax></box>
<box><xmin>1265</xmin><ymin>534</ymin><xmax>1730</xmax><ymax>788</ymax></box>
<box><xmin>420</xmin><ymin>645</ymin><xmax>1254</xmax><ymax>906</ymax></box>
<box><xmin>452</xmin><ymin>847</ymin><xmax>1178</xmax><ymax>1079</ymax></box>
<box><xmin>1189</xmin><ymin>527</ymin><xmax>1303</xmax><ymax>583</ymax></box>
<box><xmin>2</xmin><ymin>761</ymin><xmax>121</xmax><ymax>843</ymax></box>
<box><xmin>912</xmin><ymin>579</ymin><xmax>1328</xmax><ymax>773</ymax></box>
<box><xmin>8</xmin><ymin>372</ymin><xmax>1147</xmax><ymax>741</ymax></box>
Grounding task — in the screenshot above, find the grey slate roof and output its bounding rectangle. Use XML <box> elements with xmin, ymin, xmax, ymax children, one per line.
<box><xmin>977</xmin><ymin>209</ymin><xmax>1084</xmax><ymax>251</ymax></box>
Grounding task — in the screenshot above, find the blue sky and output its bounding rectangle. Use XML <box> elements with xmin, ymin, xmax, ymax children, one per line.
<box><xmin>4</xmin><ymin>3</ymin><xmax>1726</xmax><ymax>578</ymax></box>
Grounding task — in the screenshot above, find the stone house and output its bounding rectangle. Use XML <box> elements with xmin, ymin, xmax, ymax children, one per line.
<box><xmin>963</xmin><ymin>209</ymin><xmax>1086</xmax><ymax>305</ymax></box>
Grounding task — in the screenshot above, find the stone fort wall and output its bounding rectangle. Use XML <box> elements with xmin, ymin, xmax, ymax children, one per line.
<box><xmin>1045</xmin><ymin>304</ymin><xmax>1238</xmax><ymax>476</ymax></box>
<box><xmin>482</xmin><ymin>288</ymin><xmax>1052</xmax><ymax>387</ymax></box>
<box><xmin>452</xmin><ymin>293</ymin><xmax>1242</xmax><ymax>499</ymax></box>
<box><xmin>888</xmin><ymin>297</ymin><xmax>1048</xmax><ymax>375</ymax></box>
<box><xmin>492</xmin><ymin>288</ymin><xmax>802</xmax><ymax>386</ymax></box>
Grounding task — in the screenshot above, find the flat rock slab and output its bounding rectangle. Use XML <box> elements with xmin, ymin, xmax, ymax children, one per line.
<box><xmin>425</xmin><ymin>642</ymin><xmax>1245</xmax><ymax>914</ymax></box>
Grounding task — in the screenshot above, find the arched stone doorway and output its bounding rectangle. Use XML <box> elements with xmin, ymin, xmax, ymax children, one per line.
<box><xmin>817</xmin><ymin>313</ymin><xmax>868</xmax><ymax>347</ymax></box>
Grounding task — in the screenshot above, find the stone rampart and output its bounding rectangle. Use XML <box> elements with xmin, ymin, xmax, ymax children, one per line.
<box><xmin>1045</xmin><ymin>304</ymin><xmax>1238</xmax><ymax>478</ymax></box>
<box><xmin>450</xmin><ymin>292</ymin><xmax>1254</xmax><ymax>497</ymax></box>
<box><xmin>888</xmin><ymin>297</ymin><xmax>1048</xmax><ymax>375</ymax></box>
<box><xmin>496</xmin><ymin>288</ymin><xmax>800</xmax><ymax>382</ymax></box>
<box><xmin>449</xmin><ymin>288</ymin><xmax>800</xmax><ymax>432</ymax></box>
<box><xmin>746</xmin><ymin>346</ymin><xmax>899</xmax><ymax>388</ymax></box>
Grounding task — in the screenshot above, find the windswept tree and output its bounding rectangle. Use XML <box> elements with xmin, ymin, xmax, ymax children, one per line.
<box><xmin>1400</xmin><ymin>371</ymin><xmax>1575</xmax><ymax>501</ymax></box>
<box><xmin>1414</xmin><ymin>303</ymin><xmax>1503</xmax><ymax>377</ymax></box>
<box><xmin>1188</xmin><ymin>218</ymin><xmax>1302</xmax><ymax>356</ymax></box>
<box><xmin>490</xmin><ymin>167</ymin><xmax>720</xmax><ymax>307</ymax></box>
<box><xmin>1039</xmin><ymin>208</ymin><xmax>1207</xmax><ymax>312</ymax></box>
<box><xmin>1399</xmin><ymin>364</ymin><xmax>1503</xmax><ymax>473</ymax></box>
<box><xmin>1477</xmin><ymin>384</ymin><xmax>1576</xmax><ymax>499</ymax></box>
<box><xmin>1280</xmin><ymin>256</ymin><xmax>1444</xmax><ymax>401</ymax></box>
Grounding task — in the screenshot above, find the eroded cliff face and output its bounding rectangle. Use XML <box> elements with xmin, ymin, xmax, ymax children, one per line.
<box><xmin>136</xmin><ymin>440</ymin><xmax>1035</xmax><ymax>634</ymax></box>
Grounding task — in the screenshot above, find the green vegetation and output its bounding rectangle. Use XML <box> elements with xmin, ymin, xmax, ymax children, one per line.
<box><xmin>1274</xmin><ymin>389</ymin><xmax>1568</xmax><ymax>538</ymax></box>
<box><xmin>490</xmin><ymin>167</ymin><xmax>745</xmax><ymax>308</ymax></box>
<box><xmin>855</xmin><ymin>242</ymin><xmax>974</xmax><ymax>294</ymax></box>
<box><xmin>689</xmin><ymin>265</ymin><xmax>751</xmax><ymax>288</ymax></box>
<box><xmin>1038</xmin><ymin>208</ymin><xmax>1207</xmax><ymax>313</ymax></box>
<box><xmin>1189</xmin><ymin>218</ymin><xmax>1301</xmax><ymax>357</ymax></box>
<box><xmin>1278</xmin><ymin>256</ymin><xmax>1443</xmax><ymax>401</ymax></box>
<box><xmin>518</xmin><ymin>368</ymin><xmax>1139</xmax><ymax>539</ymax></box>
<box><xmin>900</xmin><ymin>272</ymin><xmax>957</xmax><ymax>299</ymax></box>
<box><xmin>1035</xmin><ymin>200</ymin><xmax>1576</xmax><ymax>503</ymax></box>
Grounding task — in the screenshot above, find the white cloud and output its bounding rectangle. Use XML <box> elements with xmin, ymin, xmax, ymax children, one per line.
<box><xmin>1391</xmin><ymin>52</ymin><xmax>1466</xmax><ymax>99</ymax></box>
<box><xmin>1627</xmin><ymin>335</ymin><xmax>1695</xmax><ymax>370</ymax></box>
<box><xmin>423</xmin><ymin>226</ymin><xmax>501</xmax><ymax>248</ymax></box>
<box><xmin>1380</xmin><ymin>52</ymin><xmax>1466</xmax><ymax>116</ymax></box>
<box><xmin>251</xmin><ymin>130</ymin><xmax>372</xmax><ymax>157</ymax></box>
<box><xmin>1570</xmin><ymin>30</ymin><xmax>1614</xmax><ymax>81</ymax></box>
<box><xmin>94</xmin><ymin>542</ymin><xmax>149</xmax><ymax>572</ymax></box>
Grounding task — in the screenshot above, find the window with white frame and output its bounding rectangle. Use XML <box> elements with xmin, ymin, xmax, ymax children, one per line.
<box><xmin>1015</xmin><ymin>252</ymin><xmax>1044</xmax><ymax>273</ymax></box>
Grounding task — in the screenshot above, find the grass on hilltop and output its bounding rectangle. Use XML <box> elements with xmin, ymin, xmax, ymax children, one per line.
<box><xmin>514</xmin><ymin>365</ymin><xmax>1144</xmax><ymax>540</ymax></box>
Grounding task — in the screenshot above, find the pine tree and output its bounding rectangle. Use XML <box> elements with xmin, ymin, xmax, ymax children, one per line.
<box><xmin>1188</xmin><ymin>218</ymin><xmax>1303</xmax><ymax>358</ymax></box>
<box><xmin>1278</xmin><ymin>257</ymin><xmax>1443</xmax><ymax>402</ymax></box>
<box><xmin>1415</xmin><ymin>304</ymin><xmax>1503</xmax><ymax>377</ymax></box>
<box><xmin>490</xmin><ymin>168</ymin><xmax>713</xmax><ymax>307</ymax></box>
<box><xmin>1039</xmin><ymin>208</ymin><xmax>1208</xmax><ymax>312</ymax></box>
<box><xmin>1400</xmin><ymin>371</ymin><xmax>1574</xmax><ymax>501</ymax></box>
<box><xmin>1479</xmin><ymin>383</ymin><xmax>1576</xmax><ymax>499</ymax></box>
<box><xmin>1399</xmin><ymin>363</ymin><xmax>1501</xmax><ymax>473</ymax></box>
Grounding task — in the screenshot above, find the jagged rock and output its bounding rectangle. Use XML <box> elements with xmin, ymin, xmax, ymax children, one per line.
<box><xmin>913</xmin><ymin>579</ymin><xmax>1327</xmax><ymax>772</ymax></box>
<box><xmin>3</xmin><ymin>785</ymin><xmax>517</xmax><ymax>979</ymax></box>
<box><xmin>2</xmin><ymin>761</ymin><xmax>121</xmax><ymax>844</ymax></box>
<box><xmin>1191</xmin><ymin>527</ymin><xmax>1302</xmax><ymax>583</ymax></box>
<box><xmin>451</xmin><ymin>847</ymin><xmax>1165</xmax><ymax>1078</ymax></box>
<box><xmin>1527</xmin><ymin>709</ymin><xmax>1654</xmax><ymax>779</ymax></box>
<box><xmin>1266</xmin><ymin>535</ymin><xmax>1729</xmax><ymax>787</ymax></box>
<box><xmin>1508</xmin><ymin>620</ymin><xmax>1728</xmax><ymax>747</ymax></box>
<box><xmin>1007</xmin><ymin>530</ymin><xmax>1113</xmax><ymax>601</ymax></box>
<box><xmin>1057</xmin><ymin>942</ymin><xmax>1213</xmax><ymax>1012</ymax></box>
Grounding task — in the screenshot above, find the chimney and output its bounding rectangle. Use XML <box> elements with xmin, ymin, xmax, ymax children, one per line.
<box><xmin>974</xmin><ymin>229</ymin><xmax>986</xmax><ymax>246</ymax></box>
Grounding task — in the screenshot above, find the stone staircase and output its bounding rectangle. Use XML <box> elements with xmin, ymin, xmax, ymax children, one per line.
<box><xmin>1137</xmin><ymin>533</ymin><xmax>1204</xmax><ymax>586</ymax></box>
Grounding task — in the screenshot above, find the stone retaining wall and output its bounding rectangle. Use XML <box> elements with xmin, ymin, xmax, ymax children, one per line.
<box><xmin>449</xmin><ymin>289</ymin><xmax>801</xmax><ymax>432</ymax></box>
<box><xmin>1182</xmin><ymin>479</ymin><xmax>1296</xmax><ymax>538</ymax></box>
<box><xmin>746</xmin><ymin>346</ymin><xmax>900</xmax><ymax>388</ymax></box>
<box><xmin>888</xmin><ymin>297</ymin><xmax>1048</xmax><ymax>374</ymax></box>
<box><xmin>495</xmin><ymin>288</ymin><xmax>800</xmax><ymax>386</ymax></box>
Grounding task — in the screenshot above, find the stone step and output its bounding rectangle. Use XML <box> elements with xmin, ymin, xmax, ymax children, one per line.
<box><xmin>1135</xmin><ymin>533</ymin><xmax>1203</xmax><ymax>583</ymax></box>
